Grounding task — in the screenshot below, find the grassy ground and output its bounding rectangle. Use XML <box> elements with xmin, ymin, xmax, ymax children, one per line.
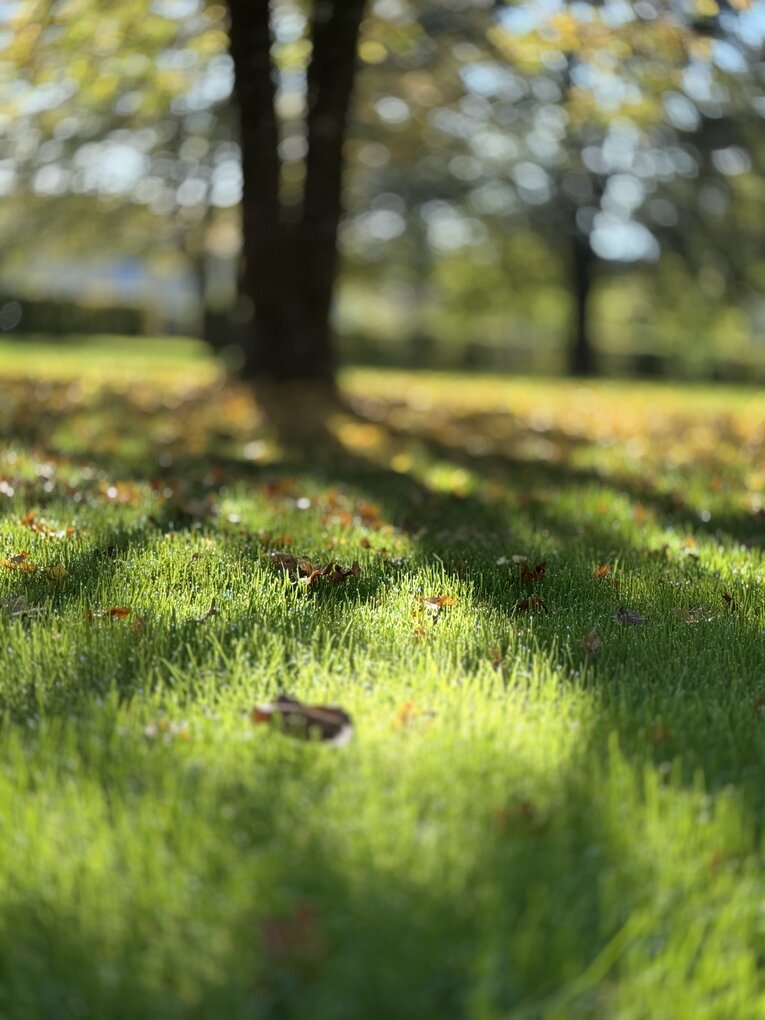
<box><xmin>1</xmin><ymin>337</ymin><xmax>765</xmax><ymax>1018</ymax></box>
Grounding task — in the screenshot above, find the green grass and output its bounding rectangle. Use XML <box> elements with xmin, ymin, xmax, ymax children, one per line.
<box><xmin>2</xmin><ymin>338</ymin><xmax>765</xmax><ymax>1018</ymax></box>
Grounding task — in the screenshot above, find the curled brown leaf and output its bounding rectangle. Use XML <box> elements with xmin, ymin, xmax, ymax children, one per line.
<box><xmin>252</xmin><ymin>695</ymin><xmax>353</xmax><ymax>746</ymax></box>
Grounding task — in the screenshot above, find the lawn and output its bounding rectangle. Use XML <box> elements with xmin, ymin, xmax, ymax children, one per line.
<box><xmin>1</xmin><ymin>336</ymin><xmax>765</xmax><ymax>1018</ymax></box>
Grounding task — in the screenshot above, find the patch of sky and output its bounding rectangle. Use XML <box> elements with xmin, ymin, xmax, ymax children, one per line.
<box><xmin>712</xmin><ymin>147</ymin><xmax>752</xmax><ymax>176</ymax></box>
<box><xmin>735</xmin><ymin>3</ymin><xmax>765</xmax><ymax>49</ymax></box>
<box><xmin>591</xmin><ymin>213</ymin><xmax>659</xmax><ymax>262</ymax></box>
<box><xmin>498</xmin><ymin>0</ymin><xmax>562</xmax><ymax>35</ymax></box>
<box><xmin>663</xmin><ymin>92</ymin><xmax>700</xmax><ymax>133</ymax></box>
<box><xmin>460</xmin><ymin>63</ymin><xmax>527</xmax><ymax>102</ymax></box>
<box><xmin>469</xmin><ymin>181</ymin><xmax>517</xmax><ymax>216</ymax></box>
<box><xmin>150</xmin><ymin>0</ymin><xmax>199</xmax><ymax>16</ymax></box>
<box><xmin>375</xmin><ymin>96</ymin><xmax>411</xmax><ymax>125</ymax></box>
<box><xmin>511</xmin><ymin>162</ymin><xmax>552</xmax><ymax>205</ymax></box>
<box><xmin>273</xmin><ymin>11</ymin><xmax>306</xmax><ymax>43</ymax></box>
<box><xmin>711</xmin><ymin>39</ymin><xmax>748</xmax><ymax>74</ymax></box>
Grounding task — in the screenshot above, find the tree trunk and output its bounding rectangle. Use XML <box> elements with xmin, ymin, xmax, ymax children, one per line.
<box><xmin>569</xmin><ymin>229</ymin><xmax>596</xmax><ymax>377</ymax></box>
<box><xmin>226</xmin><ymin>0</ymin><xmax>366</xmax><ymax>388</ymax></box>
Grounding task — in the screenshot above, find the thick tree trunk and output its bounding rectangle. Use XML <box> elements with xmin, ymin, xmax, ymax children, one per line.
<box><xmin>569</xmin><ymin>229</ymin><xmax>596</xmax><ymax>377</ymax></box>
<box><xmin>226</xmin><ymin>0</ymin><xmax>365</xmax><ymax>388</ymax></box>
<box><xmin>227</xmin><ymin>0</ymin><xmax>288</xmax><ymax>380</ymax></box>
<box><xmin>296</xmin><ymin>0</ymin><xmax>367</xmax><ymax>383</ymax></box>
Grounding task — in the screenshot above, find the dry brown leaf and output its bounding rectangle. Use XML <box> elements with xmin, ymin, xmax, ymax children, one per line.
<box><xmin>252</xmin><ymin>695</ymin><xmax>353</xmax><ymax>746</ymax></box>
<box><xmin>131</xmin><ymin>614</ymin><xmax>147</xmax><ymax>635</ymax></box>
<box><xmin>581</xmin><ymin>629</ymin><xmax>602</xmax><ymax>656</ymax></box>
<box><xmin>194</xmin><ymin>600</ymin><xmax>218</xmax><ymax>623</ymax></box>
<box><xmin>109</xmin><ymin>606</ymin><xmax>131</xmax><ymax>619</ymax></box>
<box><xmin>1</xmin><ymin>595</ymin><xmax>45</xmax><ymax>618</ymax></box>
<box><xmin>594</xmin><ymin>563</ymin><xmax>611</xmax><ymax>580</ymax></box>
<box><xmin>489</xmin><ymin>645</ymin><xmax>505</xmax><ymax>672</ymax></box>
<box><xmin>261</xmin><ymin>903</ymin><xmax>324</xmax><ymax>965</ymax></box>
<box><xmin>521</xmin><ymin>560</ymin><xmax>547</xmax><ymax>584</ymax></box>
<box><xmin>722</xmin><ymin>592</ymin><xmax>739</xmax><ymax>612</ymax></box>
<box><xmin>514</xmin><ymin>596</ymin><xmax>548</xmax><ymax>614</ymax></box>
<box><xmin>650</xmin><ymin>726</ymin><xmax>672</xmax><ymax>744</ymax></box>
<box><xmin>615</xmin><ymin>606</ymin><xmax>647</xmax><ymax>625</ymax></box>
<box><xmin>2</xmin><ymin>552</ymin><xmax>36</xmax><ymax>571</ymax></box>
<box><xmin>683</xmin><ymin>604</ymin><xmax>714</xmax><ymax>624</ymax></box>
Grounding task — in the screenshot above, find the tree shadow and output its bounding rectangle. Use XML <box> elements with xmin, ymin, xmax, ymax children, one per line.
<box><xmin>0</xmin><ymin>720</ymin><xmax>653</xmax><ymax>1019</ymax></box>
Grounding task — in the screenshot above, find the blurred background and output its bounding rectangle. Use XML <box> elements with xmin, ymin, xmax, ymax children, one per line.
<box><xmin>0</xmin><ymin>0</ymin><xmax>763</xmax><ymax>382</ymax></box>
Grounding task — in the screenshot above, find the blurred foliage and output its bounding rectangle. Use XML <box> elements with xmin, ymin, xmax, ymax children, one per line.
<box><xmin>0</xmin><ymin>0</ymin><xmax>763</xmax><ymax>372</ymax></box>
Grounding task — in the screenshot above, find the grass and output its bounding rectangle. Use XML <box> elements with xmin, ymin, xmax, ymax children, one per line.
<box><xmin>1</xmin><ymin>336</ymin><xmax>765</xmax><ymax>1018</ymax></box>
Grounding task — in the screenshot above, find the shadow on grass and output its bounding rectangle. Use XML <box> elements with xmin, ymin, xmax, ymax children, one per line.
<box><xmin>0</xmin><ymin>729</ymin><xmax>648</xmax><ymax>1020</ymax></box>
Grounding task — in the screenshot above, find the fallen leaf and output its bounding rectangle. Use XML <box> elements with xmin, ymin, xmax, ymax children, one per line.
<box><xmin>131</xmin><ymin>614</ymin><xmax>147</xmax><ymax>635</ymax></box>
<box><xmin>1</xmin><ymin>595</ymin><xmax>45</xmax><ymax>618</ymax></box>
<box><xmin>420</xmin><ymin>595</ymin><xmax>458</xmax><ymax>613</ymax></box>
<box><xmin>143</xmin><ymin>718</ymin><xmax>191</xmax><ymax>744</ymax></box>
<box><xmin>594</xmin><ymin>563</ymin><xmax>611</xmax><ymax>580</ymax></box>
<box><xmin>722</xmin><ymin>592</ymin><xmax>738</xmax><ymax>612</ymax></box>
<box><xmin>513</xmin><ymin>596</ymin><xmax>548</xmax><ymax>614</ymax></box>
<box><xmin>7</xmin><ymin>551</ymin><xmax>30</xmax><ymax>565</ymax></box>
<box><xmin>321</xmin><ymin>561</ymin><xmax>361</xmax><ymax>583</ymax></box>
<box><xmin>581</xmin><ymin>629</ymin><xmax>602</xmax><ymax>656</ymax></box>
<box><xmin>251</xmin><ymin>695</ymin><xmax>353</xmax><ymax>746</ymax></box>
<box><xmin>261</xmin><ymin>903</ymin><xmax>324</xmax><ymax>965</ymax></box>
<box><xmin>194</xmin><ymin>600</ymin><xmax>218</xmax><ymax>623</ymax></box>
<box><xmin>521</xmin><ymin>560</ymin><xmax>547</xmax><ymax>584</ymax></box>
<box><xmin>683</xmin><ymin>604</ymin><xmax>714</xmax><ymax>624</ymax></box>
<box><xmin>44</xmin><ymin>563</ymin><xmax>67</xmax><ymax>580</ymax></box>
<box><xmin>489</xmin><ymin>645</ymin><xmax>505</xmax><ymax>672</ymax></box>
<box><xmin>650</xmin><ymin>726</ymin><xmax>672</xmax><ymax>744</ymax></box>
<box><xmin>615</xmin><ymin>606</ymin><xmax>647</xmax><ymax>625</ymax></box>
<box><xmin>109</xmin><ymin>606</ymin><xmax>131</xmax><ymax>619</ymax></box>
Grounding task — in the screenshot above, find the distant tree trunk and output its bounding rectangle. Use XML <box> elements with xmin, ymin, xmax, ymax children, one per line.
<box><xmin>226</xmin><ymin>0</ymin><xmax>366</xmax><ymax>390</ymax></box>
<box><xmin>569</xmin><ymin>228</ymin><xmax>596</xmax><ymax>377</ymax></box>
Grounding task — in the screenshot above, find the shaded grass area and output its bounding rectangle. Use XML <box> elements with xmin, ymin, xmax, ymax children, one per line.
<box><xmin>1</xmin><ymin>341</ymin><xmax>765</xmax><ymax>1017</ymax></box>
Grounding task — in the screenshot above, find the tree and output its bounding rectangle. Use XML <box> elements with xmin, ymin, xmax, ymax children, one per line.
<box><xmin>225</xmin><ymin>0</ymin><xmax>366</xmax><ymax>389</ymax></box>
<box><xmin>0</xmin><ymin>0</ymin><xmax>367</xmax><ymax>392</ymax></box>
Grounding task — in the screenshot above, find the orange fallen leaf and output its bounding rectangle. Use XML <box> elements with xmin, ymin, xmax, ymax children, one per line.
<box><xmin>420</xmin><ymin>595</ymin><xmax>458</xmax><ymax>612</ymax></box>
<box><xmin>252</xmin><ymin>695</ymin><xmax>353</xmax><ymax>746</ymax></box>
<box><xmin>109</xmin><ymin>606</ymin><xmax>131</xmax><ymax>619</ymax></box>
<box><xmin>650</xmin><ymin>726</ymin><xmax>672</xmax><ymax>744</ymax></box>
<box><xmin>594</xmin><ymin>563</ymin><xmax>611</xmax><ymax>580</ymax></box>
